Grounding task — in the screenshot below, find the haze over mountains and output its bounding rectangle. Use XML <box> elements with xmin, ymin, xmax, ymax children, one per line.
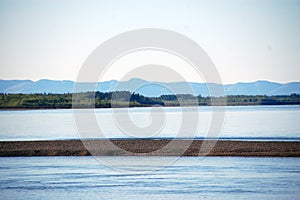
<box><xmin>0</xmin><ymin>79</ymin><xmax>299</xmax><ymax>97</ymax></box>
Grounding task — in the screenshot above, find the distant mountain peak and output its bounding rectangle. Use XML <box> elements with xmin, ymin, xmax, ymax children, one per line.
<box><xmin>0</xmin><ymin>79</ymin><xmax>299</xmax><ymax>96</ymax></box>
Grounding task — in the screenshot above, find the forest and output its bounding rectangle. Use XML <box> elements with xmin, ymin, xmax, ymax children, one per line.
<box><xmin>0</xmin><ymin>92</ymin><xmax>300</xmax><ymax>109</ymax></box>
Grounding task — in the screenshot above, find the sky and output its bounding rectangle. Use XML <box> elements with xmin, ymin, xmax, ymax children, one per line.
<box><xmin>0</xmin><ymin>0</ymin><xmax>299</xmax><ymax>84</ymax></box>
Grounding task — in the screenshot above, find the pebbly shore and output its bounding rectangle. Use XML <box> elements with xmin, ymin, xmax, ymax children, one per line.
<box><xmin>0</xmin><ymin>139</ymin><xmax>300</xmax><ymax>157</ymax></box>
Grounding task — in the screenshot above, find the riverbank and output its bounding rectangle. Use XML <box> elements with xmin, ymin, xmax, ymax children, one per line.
<box><xmin>1</xmin><ymin>139</ymin><xmax>299</xmax><ymax>157</ymax></box>
<box><xmin>1</xmin><ymin>92</ymin><xmax>300</xmax><ymax>109</ymax></box>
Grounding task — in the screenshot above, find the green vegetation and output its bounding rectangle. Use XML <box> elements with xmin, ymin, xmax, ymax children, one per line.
<box><xmin>0</xmin><ymin>92</ymin><xmax>300</xmax><ymax>109</ymax></box>
<box><xmin>0</xmin><ymin>91</ymin><xmax>164</xmax><ymax>109</ymax></box>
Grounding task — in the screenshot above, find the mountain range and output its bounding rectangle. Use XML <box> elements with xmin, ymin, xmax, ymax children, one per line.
<box><xmin>0</xmin><ymin>79</ymin><xmax>299</xmax><ymax>97</ymax></box>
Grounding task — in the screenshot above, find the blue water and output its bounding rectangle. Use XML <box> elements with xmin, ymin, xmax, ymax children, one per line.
<box><xmin>0</xmin><ymin>156</ymin><xmax>299</xmax><ymax>199</ymax></box>
<box><xmin>0</xmin><ymin>106</ymin><xmax>299</xmax><ymax>199</ymax></box>
<box><xmin>0</xmin><ymin>105</ymin><xmax>299</xmax><ymax>141</ymax></box>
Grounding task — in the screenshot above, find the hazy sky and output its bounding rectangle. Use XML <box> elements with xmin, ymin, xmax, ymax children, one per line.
<box><xmin>0</xmin><ymin>0</ymin><xmax>299</xmax><ymax>83</ymax></box>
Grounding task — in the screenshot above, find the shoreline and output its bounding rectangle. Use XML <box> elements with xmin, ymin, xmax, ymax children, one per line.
<box><xmin>1</xmin><ymin>104</ymin><xmax>300</xmax><ymax>111</ymax></box>
<box><xmin>1</xmin><ymin>139</ymin><xmax>299</xmax><ymax>157</ymax></box>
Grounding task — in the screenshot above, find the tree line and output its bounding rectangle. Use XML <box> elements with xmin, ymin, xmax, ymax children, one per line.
<box><xmin>0</xmin><ymin>92</ymin><xmax>299</xmax><ymax>109</ymax></box>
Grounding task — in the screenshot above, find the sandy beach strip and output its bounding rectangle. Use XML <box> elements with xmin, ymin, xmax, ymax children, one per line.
<box><xmin>0</xmin><ymin>139</ymin><xmax>299</xmax><ymax>157</ymax></box>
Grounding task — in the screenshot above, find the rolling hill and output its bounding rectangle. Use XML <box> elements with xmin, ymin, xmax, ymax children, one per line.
<box><xmin>0</xmin><ymin>79</ymin><xmax>299</xmax><ymax>97</ymax></box>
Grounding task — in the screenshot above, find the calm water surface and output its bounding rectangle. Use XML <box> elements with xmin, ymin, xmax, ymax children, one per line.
<box><xmin>0</xmin><ymin>156</ymin><xmax>299</xmax><ymax>200</ymax></box>
<box><xmin>0</xmin><ymin>105</ymin><xmax>299</xmax><ymax>140</ymax></box>
<box><xmin>0</xmin><ymin>106</ymin><xmax>299</xmax><ymax>199</ymax></box>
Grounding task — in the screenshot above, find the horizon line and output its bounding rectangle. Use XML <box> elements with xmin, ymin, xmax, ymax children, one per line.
<box><xmin>1</xmin><ymin>78</ymin><xmax>300</xmax><ymax>85</ymax></box>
